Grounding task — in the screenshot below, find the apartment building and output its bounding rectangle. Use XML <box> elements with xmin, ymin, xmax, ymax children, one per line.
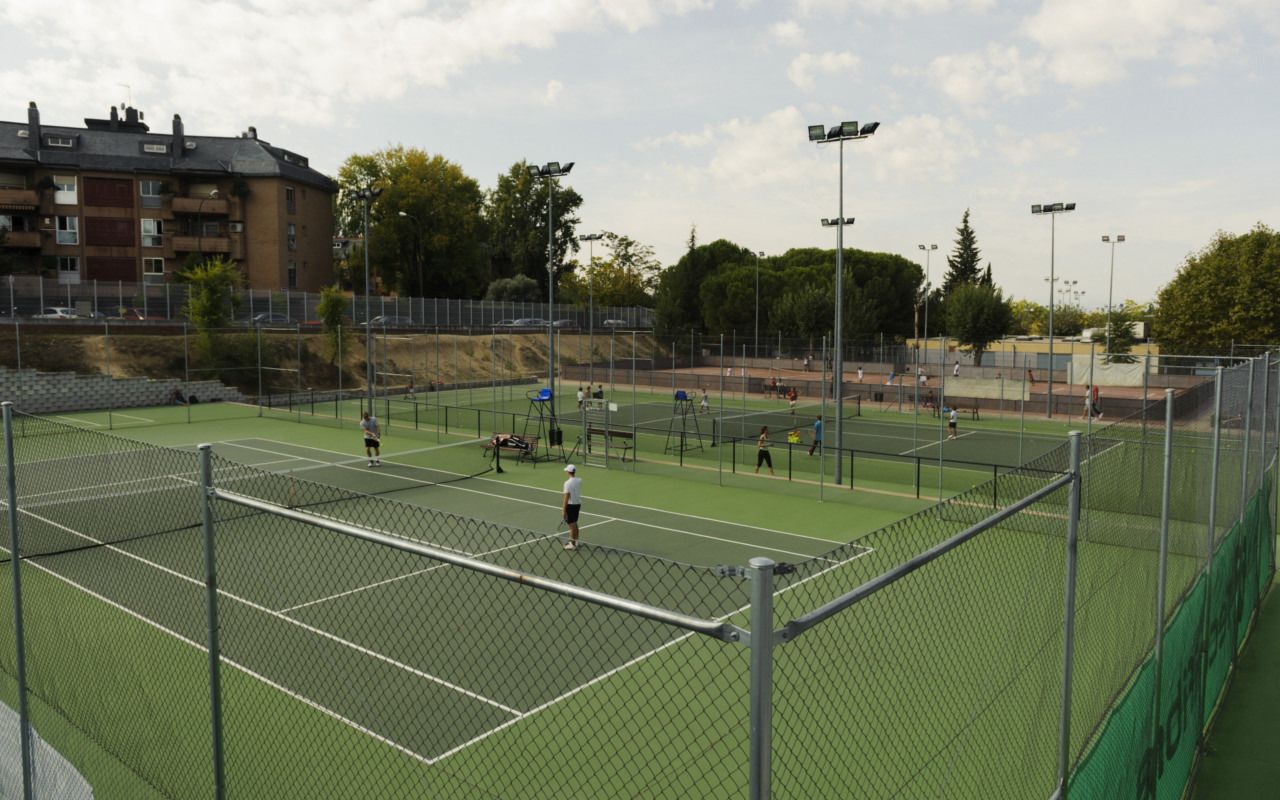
<box><xmin>0</xmin><ymin>102</ymin><xmax>336</xmax><ymax>292</ymax></box>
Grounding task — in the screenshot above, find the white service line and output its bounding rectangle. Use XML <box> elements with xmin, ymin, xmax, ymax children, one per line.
<box><xmin>54</xmin><ymin>415</ymin><xmax>102</xmax><ymax>427</ymax></box>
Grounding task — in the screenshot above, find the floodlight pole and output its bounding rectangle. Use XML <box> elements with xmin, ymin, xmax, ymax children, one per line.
<box><xmin>754</xmin><ymin>250</ymin><xmax>764</xmax><ymax>360</ymax></box>
<box><xmin>356</xmin><ymin>186</ymin><xmax>383</xmax><ymax>414</ymax></box>
<box><xmin>581</xmin><ymin>233</ymin><xmax>604</xmax><ymax>385</ymax></box>
<box><xmin>918</xmin><ymin>243</ymin><xmax>936</xmax><ymax>369</ymax></box>
<box><xmin>529</xmin><ymin>161</ymin><xmax>574</xmax><ymax>412</ymax></box>
<box><xmin>1032</xmin><ymin>202</ymin><xmax>1075</xmax><ymax>418</ymax></box>
<box><xmin>1102</xmin><ymin>235</ymin><xmax>1125</xmax><ymax>358</ymax></box>
<box><xmin>811</xmin><ymin>119</ymin><xmax>878</xmax><ymax>485</ymax></box>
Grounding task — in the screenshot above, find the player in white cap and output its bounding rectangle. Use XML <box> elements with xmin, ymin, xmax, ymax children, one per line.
<box><xmin>562</xmin><ymin>464</ymin><xmax>583</xmax><ymax>550</ymax></box>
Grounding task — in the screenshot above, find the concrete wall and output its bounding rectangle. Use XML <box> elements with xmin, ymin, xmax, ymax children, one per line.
<box><xmin>0</xmin><ymin>366</ymin><xmax>243</xmax><ymax>413</ymax></box>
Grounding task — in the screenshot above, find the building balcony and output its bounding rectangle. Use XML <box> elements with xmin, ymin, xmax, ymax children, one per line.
<box><xmin>0</xmin><ymin>230</ymin><xmax>41</xmax><ymax>248</ymax></box>
<box><xmin>172</xmin><ymin>235</ymin><xmax>231</xmax><ymax>254</ymax></box>
<box><xmin>0</xmin><ymin>188</ymin><xmax>40</xmax><ymax>210</ymax></box>
<box><xmin>172</xmin><ymin>196</ymin><xmax>229</xmax><ymax>215</ymax></box>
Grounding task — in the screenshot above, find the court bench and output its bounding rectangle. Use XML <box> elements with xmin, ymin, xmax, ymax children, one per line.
<box><xmin>931</xmin><ymin>406</ymin><xmax>980</xmax><ymax>421</ymax></box>
<box><xmin>586</xmin><ymin>428</ymin><xmax>634</xmax><ymax>461</ymax></box>
<box><xmin>482</xmin><ymin>433</ymin><xmax>539</xmax><ymax>464</ymax></box>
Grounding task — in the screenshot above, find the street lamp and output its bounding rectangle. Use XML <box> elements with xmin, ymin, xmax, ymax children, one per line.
<box><xmin>754</xmin><ymin>250</ymin><xmax>765</xmax><ymax>360</ymax></box>
<box><xmin>397</xmin><ymin>210</ymin><xmax>423</xmax><ymax>299</ymax></box>
<box><xmin>810</xmin><ymin>119</ymin><xmax>879</xmax><ymax>484</ymax></box>
<box><xmin>1101</xmin><ymin>234</ymin><xmax>1126</xmax><ymax>357</ymax></box>
<box><xmin>355</xmin><ymin>186</ymin><xmax>383</xmax><ymax>413</ymax></box>
<box><xmin>527</xmin><ymin>161</ymin><xmax>574</xmax><ymax>414</ymax></box>
<box><xmin>1031</xmin><ymin>201</ymin><xmax>1076</xmax><ymax>418</ymax></box>
<box><xmin>917</xmin><ymin>243</ymin><xmax>937</xmax><ymax>369</ymax></box>
<box><xmin>580</xmin><ymin>232</ymin><xmax>604</xmax><ymax>385</ymax></box>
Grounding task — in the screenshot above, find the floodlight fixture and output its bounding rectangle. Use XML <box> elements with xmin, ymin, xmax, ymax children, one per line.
<box><xmin>1030</xmin><ymin>199</ymin><xmax>1076</xmax><ymax>418</ymax></box>
<box><xmin>527</xmin><ymin>165</ymin><xmax>540</xmax><ymax>178</ymax></box>
<box><xmin>820</xmin><ymin>217</ymin><xmax>854</xmax><ymax>227</ymax></box>
<box><xmin>808</xmin><ymin>125</ymin><xmax>826</xmax><ymax>141</ymax></box>
<box><xmin>859</xmin><ymin>122</ymin><xmax>880</xmax><ymax>136</ymax></box>
<box><xmin>840</xmin><ymin>121</ymin><xmax>859</xmax><ymax>137</ymax></box>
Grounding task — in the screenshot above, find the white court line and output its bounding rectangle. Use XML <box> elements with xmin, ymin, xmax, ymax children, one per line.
<box><xmin>108</xmin><ymin>412</ymin><xmax>155</xmax><ymax>423</ymax></box>
<box><xmin>896</xmin><ymin>429</ymin><xmax>978</xmax><ymax>456</ymax></box>
<box><xmin>238</xmin><ymin>437</ymin><xmax>840</xmax><ymax>547</ymax></box>
<box><xmin>54</xmin><ymin>415</ymin><xmax>102</xmax><ymax>427</ymax></box>
<box><xmin>9</xmin><ymin>503</ymin><xmax>521</xmax><ymax>717</ymax></box>
<box><xmin>430</xmin><ymin>538</ymin><xmax>878</xmax><ymax>765</ymax></box>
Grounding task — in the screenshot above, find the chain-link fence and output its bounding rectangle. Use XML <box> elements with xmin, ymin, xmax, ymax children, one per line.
<box><xmin>0</xmin><ymin>354</ymin><xmax>1274</xmax><ymax>798</ymax></box>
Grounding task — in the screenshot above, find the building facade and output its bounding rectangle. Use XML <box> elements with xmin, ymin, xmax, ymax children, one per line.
<box><xmin>0</xmin><ymin>102</ymin><xmax>336</xmax><ymax>292</ymax></box>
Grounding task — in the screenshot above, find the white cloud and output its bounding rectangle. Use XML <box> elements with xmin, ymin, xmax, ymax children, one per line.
<box><xmin>928</xmin><ymin>45</ymin><xmax>1044</xmax><ymax>107</ymax></box>
<box><xmin>787</xmin><ymin>51</ymin><xmax>860</xmax><ymax>90</ymax></box>
<box><xmin>871</xmin><ymin>114</ymin><xmax>979</xmax><ymax>183</ymax></box>
<box><xmin>543</xmin><ymin>79</ymin><xmax>565</xmax><ymax>106</ymax></box>
<box><xmin>771</xmin><ymin>20</ymin><xmax>806</xmax><ymax>46</ymax></box>
<box><xmin>993</xmin><ymin>125</ymin><xmax>1084</xmax><ymax>166</ymax></box>
<box><xmin>792</xmin><ymin>0</ymin><xmax>994</xmax><ymax>15</ymax></box>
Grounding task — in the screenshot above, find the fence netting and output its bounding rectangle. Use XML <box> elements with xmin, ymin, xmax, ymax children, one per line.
<box><xmin>0</xmin><ymin>354</ymin><xmax>1273</xmax><ymax>799</ymax></box>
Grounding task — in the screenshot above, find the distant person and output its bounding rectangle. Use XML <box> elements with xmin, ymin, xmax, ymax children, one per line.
<box><xmin>769</xmin><ymin>376</ymin><xmax>778</xmax><ymax>397</ymax></box>
<box><xmin>808</xmin><ymin>415</ymin><xmax>823</xmax><ymax>456</ymax></box>
<box><xmin>700</xmin><ymin>390</ymin><xmax>710</xmax><ymax>413</ymax></box>
<box><xmin>561</xmin><ymin>464</ymin><xmax>582</xmax><ymax>550</ymax></box>
<box><xmin>1091</xmin><ymin>384</ymin><xmax>1102</xmax><ymax>418</ymax></box>
<box><xmin>948</xmin><ymin>407</ymin><xmax>958</xmax><ymax>440</ymax></box>
<box><xmin>886</xmin><ymin>370</ymin><xmax>896</xmax><ymax>385</ymax></box>
<box><xmin>953</xmin><ymin>360</ymin><xmax>961</xmax><ymax>378</ymax></box>
<box><xmin>1083</xmin><ymin>387</ymin><xmax>1093</xmax><ymax>419</ymax></box>
<box><xmin>360</xmin><ymin>410</ymin><xmax>381</xmax><ymax>467</ymax></box>
<box><xmin>787</xmin><ymin>386</ymin><xmax>798</xmax><ymax>414</ymax></box>
<box><xmin>856</xmin><ymin>366</ymin><xmax>864</xmax><ymax>383</ymax></box>
<box><xmin>593</xmin><ymin>384</ymin><xmax>604</xmax><ymax>400</ymax></box>
<box><xmin>407</xmin><ymin>380</ymin><xmax>415</xmax><ymax>401</ymax></box>
<box><xmin>924</xmin><ymin>389</ymin><xmax>936</xmax><ymax>409</ymax></box>
<box><xmin>166</xmin><ymin>386</ymin><xmax>186</xmax><ymax>406</ymax></box>
<box><xmin>754</xmin><ymin>426</ymin><xmax>775</xmax><ymax>476</ymax></box>
<box><xmin>1027</xmin><ymin>368</ymin><xmax>1036</xmax><ymax>385</ymax></box>
<box><xmin>918</xmin><ymin>368</ymin><xmax>927</xmax><ymax>386</ymax></box>
<box><xmin>577</xmin><ymin>385</ymin><xmax>584</xmax><ymax>409</ymax></box>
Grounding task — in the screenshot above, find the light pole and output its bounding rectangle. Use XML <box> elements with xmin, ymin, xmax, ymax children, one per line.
<box><xmin>397</xmin><ymin>210</ymin><xmax>423</xmax><ymax>299</ymax></box>
<box><xmin>1101</xmin><ymin>234</ymin><xmax>1125</xmax><ymax>358</ymax></box>
<box><xmin>1031</xmin><ymin>201</ymin><xmax>1075</xmax><ymax>418</ymax></box>
<box><xmin>527</xmin><ymin>161</ymin><xmax>574</xmax><ymax>411</ymax></box>
<box><xmin>580</xmin><ymin>232</ymin><xmax>603</xmax><ymax>385</ymax></box>
<box><xmin>917</xmin><ymin>243</ymin><xmax>936</xmax><ymax>369</ymax></box>
<box><xmin>355</xmin><ymin>186</ymin><xmax>383</xmax><ymax>413</ymax></box>
<box><xmin>753</xmin><ymin>250</ymin><xmax>764</xmax><ymax>360</ymax></box>
<box><xmin>810</xmin><ymin>119</ymin><xmax>879</xmax><ymax>485</ymax></box>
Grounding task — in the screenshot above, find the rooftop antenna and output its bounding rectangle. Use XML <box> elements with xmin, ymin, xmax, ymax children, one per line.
<box><xmin>118</xmin><ymin>83</ymin><xmax>132</xmax><ymax>108</ymax></box>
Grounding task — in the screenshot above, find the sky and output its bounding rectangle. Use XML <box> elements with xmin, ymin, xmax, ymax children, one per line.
<box><xmin>2</xmin><ymin>0</ymin><xmax>1279</xmax><ymax>308</ymax></box>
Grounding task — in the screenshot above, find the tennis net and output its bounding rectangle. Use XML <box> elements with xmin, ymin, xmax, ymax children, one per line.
<box><xmin>712</xmin><ymin>396</ymin><xmax>861</xmax><ymax>440</ymax></box>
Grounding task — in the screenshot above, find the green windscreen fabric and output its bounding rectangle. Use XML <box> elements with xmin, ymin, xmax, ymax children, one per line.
<box><xmin>1071</xmin><ymin>475</ymin><xmax>1276</xmax><ymax>800</ymax></box>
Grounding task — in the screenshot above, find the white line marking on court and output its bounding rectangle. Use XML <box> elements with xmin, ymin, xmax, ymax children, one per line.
<box><xmin>580</xmin><ymin>515</ymin><xmax>828</xmax><ymax>561</ymax></box>
<box><xmin>236</xmin><ymin>437</ymin><xmax>840</xmax><ymax>547</ymax></box>
<box><xmin>430</xmin><ymin>539</ymin><xmax>879</xmax><ymax>765</ymax></box>
<box><xmin>10</xmin><ymin>504</ymin><xmax>522</xmax><ymax>717</ymax></box>
<box><xmin>54</xmin><ymin>415</ymin><xmax>102</xmax><ymax>427</ymax></box>
<box><xmin>0</xmin><ymin>541</ymin><xmax>442</xmax><ymax>769</ymax></box>
<box><xmin>109</xmin><ymin>412</ymin><xmax>155</xmax><ymax>423</ymax></box>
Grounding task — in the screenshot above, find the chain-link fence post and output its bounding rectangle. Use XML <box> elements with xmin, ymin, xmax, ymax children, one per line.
<box><xmin>1053</xmin><ymin>430</ymin><xmax>1082</xmax><ymax>800</ymax></box>
<box><xmin>1149</xmin><ymin>388</ymin><xmax>1176</xmax><ymax>789</ymax></box>
<box><xmin>1240</xmin><ymin>358</ymin><xmax>1256</xmax><ymax>517</ymax></box>
<box><xmin>1197</xmin><ymin>367</ymin><xmax>1225</xmax><ymax>756</ymax></box>
<box><xmin>1256</xmin><ymin>354</ymin><xmax>1269</xmax><ymax>498</ymax></box>
<box><xmin>3</xmin><ymin>403</ymin><xmax>34</xmax><ymax>800</ymax></box>
<box><xmin>199</xmin><ymin>444</ymin><xmax>226</xmax><ymax>800</ymax></box>
<box><xmin>748</xmin><ymin>556</ymin><xmax>776</xmax><ymax>800</ymax></box>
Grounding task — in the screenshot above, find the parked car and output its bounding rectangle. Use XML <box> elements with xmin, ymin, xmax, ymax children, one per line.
<box><xmin>602</xmin><ymin>319</ymin><xmax>629</xmax><ymax>328</ymax></box>
<box><xmin>252</xmin><ymin>312</ymin><xmax>297</xmax><ymax>326</ymax></box>
<box><xmin>32</xmin><ymin>307</ymin><xmax>78</xmax><ymax>320</ymax></box>
<box><xmin>494</xmin><ymin>319</ymin><xmax>517</xmax><ymax>327</ymax></box>
<box><xmin>108</xmin><ymin>307</ymin><xmax>153</xmax><ymax>321</ymax></box>
<box><xmin>512</xmin><ymin>318</ymin><xmax>549</xmax><ymax>328</ymax></box>
<box><xmin>552</xmin><ymin>319</ymin><xmax>578</xmax><ymax>329</ymax></box>
<box><xmin>362</xmin><ymin>315</ymin><xmax>415</xmax><ymax>328</ymax></box>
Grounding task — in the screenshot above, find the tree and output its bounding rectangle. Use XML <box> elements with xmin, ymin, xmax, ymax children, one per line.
<box><xmin>771</xmin><ymin>281</ymin><xmax>835</xmax><ymax>341</ymax></box>
<box><xmin>315</xmin><ymin>285</ymin><xmax>349</xmax><ymax>365</ymax></box>
<box><xmin>485</xmin><ymin>162</ymin><xmax>582</xmax><ymax>296</ymax></box>
<box><xmin>177</xmin><ymin>257</ymin><xmax>243</xmax><ymax>331</ymax></box>
<box><xmin>1106</xmin><ymin>310</ymin><xmax>1140</xmax><ymax>364</ymax></box>
<box><xmin>1155</xmin><ymin>224</ymin><xmax>1280</xmax><ymax>355</ymax></box>
<box><xmin>1009</xmin><ymin>299</ymin><xmax>1044</xmax><ymax>335</ymax></box>
<box><xmin>335</xmin><ymin>146</ymin><xmax>489</xmax><ymax>298</ymax></box>
<box><xmin>484</xmin><ymin>275</ymin><xmax>542</xmax><ymax>302</ymax></box>
<box><xmin>944</xmin><ymin>283</ymin><xmax>1013</xmax><ymax>365</ymax></box>
<box><xmin>941</xmin><ymin>209</ymin><xmax>984</xmax><ymax>295</ymax></box>
<box><xmin>653</xmin><ymin>239</ymin><xmax>755</xmax><ymax>334</ymax></box>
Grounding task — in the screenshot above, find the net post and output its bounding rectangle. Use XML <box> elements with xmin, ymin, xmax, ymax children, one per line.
<box><xmin>199</xmin><ymin>443</ymin><xmax>226</xmax><ymax>800</ymax></box>
<box><xmin>748</xmin><ymin>557</ymin><xmax>776</xmax><ymax>800</ymax></box>
<box><xmin>4</xmin><ymin>403</ymin><xmax>34</xmax><ymax>800</ymax></box>
<box><xmin>1150</xmin><ymin>388</ymin><xmax>1176</xmax><ymax>791</ymax></box>
<box><xmin>1055</xmin><ymin>430</ymin><xmax>1083</xmax><ymax>798</ymax></box>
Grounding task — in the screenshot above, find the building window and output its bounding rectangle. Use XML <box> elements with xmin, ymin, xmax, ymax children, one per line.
<box><xmin>140</xmin><ymin>180</ymin><xmax>163</xmax><ymax>208</ymax></box>
<box><xmin>143</xmin><ymin>257</ymin><xmax>164</xmax><ymax>282</ymax></box>
<box><xmin>45</xmin><ymin>135</ymin><xmax>74</xmax><ymax>148</ymax></box>
<box><xmin>286</xmin><ymin>186</ymin><xmax>296</xmax><ymax>214</ymax></box>
<box><xmin>142</xmin><ymin>142</ymin><xmax>167</xmax><ymax>154</ymax></box>
<box><xmin>53</xmin><ymin>175</ymin><xmax>77</xmax><ymax>205</ymax></box>
<box><xmin>201</xmin><ymin>221</ymin><xmax>219</xmax><ymax>237</ymax></box>
<box><xmin>0</xmin><ymin>215</ymin><xmax>11</xmax><ymax>231</ymax></box>
<box><xmin>287</xmin><ymin>260</ymin><xmax>297</xmax><ymax>288</ymax></box>
<box><xmin>287</xmin><ymin>223</ymin><xmax>297</xmax><ymax>251</ymax></box>
<box><xmin>141</xmin><ymin>218</ymin><xmax>163</xmax><ymax>247</ymax></box>
<box><xmin>57</xmin><ymin>256</ymin><xmax>80</xmax><ymax>285</ymax></box>
<box><xmin>56</xmin><ymin>216</ymin><xmax>78</xmax><ymax>245</ymax></box>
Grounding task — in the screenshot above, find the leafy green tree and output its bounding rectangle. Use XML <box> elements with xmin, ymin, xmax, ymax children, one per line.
<box><xmin>484</xmin><ymin>275</ymin><xmax>542</xmax><ymax>302</ymax></box>
<box><xmin>1009</xmin><ymin>299</ymin><xmax>1044</xmax><ymax>335</ymax></box>
<box><xmin>1155</xmin><ymin>224</ymin><xmax>1280</xmax><ymax>355</ymax></box>
<box><xmin>1049</xmin><ymin>304</ymin><xmax>1086</xmax><ymax>336</ymax></box>
<box><xmin>1106</xmin><ymin>310</ymin><xmax>1140</xmax><ymax>364</ymax></box>
<box><xmin>944</xmin><ymin>283</ymin><xmax>1013</xmax><ymax>365</ymax></box>
<box><xmin>653</xmin><ymin>239</ymin><xmax>755</xmax><ymax>334</ymax></box>
<box><xmin>177</xmin><ymin>257</ymin><xmax>243</xmax><ymax>331</ymax></box>
<box><xmin>770</xmin><ymin>281</ymin><xmax>834</xmax><ymax>341</ymax></box>
<box><xmin>484</xmin><ymin>162</ymin><xmax>582</xmax><ymax>295</ymax></box>
<box><xmin>335</xmin><ymin>146</ymin><xmax>488</xmax><ymax>298</ymax></box>
<box><xmin>315</xmin><ymin>285</ymin><xmax>350</xmax><ymax>365</ymax></box>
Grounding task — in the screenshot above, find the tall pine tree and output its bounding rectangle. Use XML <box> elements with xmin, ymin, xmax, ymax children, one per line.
<box><xmin>941</xmin><ymin>208</ymin><xmax>982</xmax><ymax>295</ymax></box>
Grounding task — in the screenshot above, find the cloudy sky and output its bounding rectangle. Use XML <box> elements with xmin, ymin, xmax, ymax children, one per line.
<box><xmin>3</xmin><ymin>0</ymin><xmax>1278</xmax><ymax>307</ymax></box>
